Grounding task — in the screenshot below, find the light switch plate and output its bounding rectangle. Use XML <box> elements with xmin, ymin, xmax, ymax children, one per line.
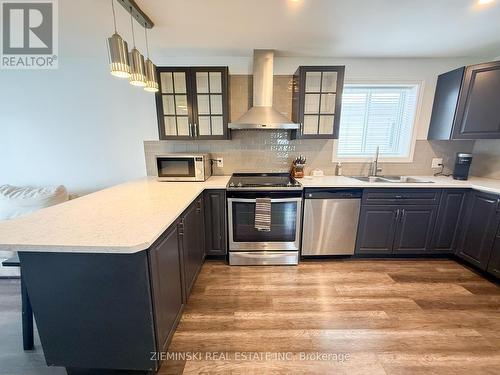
<box><xmin>431</xmin><ymin>158</ymin><xmax>443</xmax><ymax>169</ymax></box>
<box><xmin>215</xmin><ymin>158</ymin><xmax>223</xmax><ymax>168</ymax></box>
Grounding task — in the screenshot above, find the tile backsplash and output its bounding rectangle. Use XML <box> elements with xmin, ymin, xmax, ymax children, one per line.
<box><xmin>145</xmin><ymin>74</ymin><xmax>475</xmax><ymax>177</ymax></box>
<box><xmin>471</xmin><ymin>140</ymin><xmax>500</xmax><ymax>179</ymax></box>
<box><xmin>144</xmin><ymin>136</ymin><xmax>473</xmax><ymax>177</ymax></box>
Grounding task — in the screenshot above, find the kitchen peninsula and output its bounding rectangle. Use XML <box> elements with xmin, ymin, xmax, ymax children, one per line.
<box><xmin>1</xmin><ymin>175</ymin><xmax>500</xmax><ymax>373</ymax></box>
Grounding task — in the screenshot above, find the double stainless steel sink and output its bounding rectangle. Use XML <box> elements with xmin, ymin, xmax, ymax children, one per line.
<box><xmin>351</xmin><ymin>175</ymin><xmax>434</xmax><ymax>183</ymax></box>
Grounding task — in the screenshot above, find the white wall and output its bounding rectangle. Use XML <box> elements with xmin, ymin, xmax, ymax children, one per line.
<box><xmin>0</xmin><ymin>59</ymin><xmax>158</xmax><ymax>194</ymax></box>
<box><xmin>0</xmin><ymin>0</ymin><xmax>491</xmax><ymax>193</ymax></box>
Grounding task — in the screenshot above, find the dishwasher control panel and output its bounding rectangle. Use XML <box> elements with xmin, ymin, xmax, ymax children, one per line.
<box><xmin>304</xmin><ymin>188</ymin><xmax>363</xmax><ymax>199</ymax></box>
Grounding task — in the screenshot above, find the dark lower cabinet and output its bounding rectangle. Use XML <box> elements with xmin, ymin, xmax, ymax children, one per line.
<box><xmin>355</xmin><ymin>188</ymin><xmax>500</xmax><ymax>278</ymax></box>
<box><xmin>149</xmin><ymin>223</ymin><xmax>184</xmax><ymax>354</ymax></box>
<box><xmin>356</xmin><ymin>205</ymin><xmax>437</xmax><ymax>254</ymax></box>
<box><xmin>362</xmin><ymin>189</ymin><xmax>441</xmax><ymax>205</ymax></box>
<box><xmin>180</xmin><ymin>195</ymin><xmax>205</xmax><ymax>298</ymax></box>
<box><xmin>16</xmin><ymin>192</ymin><xmax>222</xmax><ymax>373</ymax></box>
<box><xmin>457</xmin><ymin>190</ymin><xmax>500</xmax><ymax>270</ymax></box>
<box><xmin>356</xmin><ymin>189</ymin><xmax>441</xmax><ymax>255</ymax></box>
<box><xmin>393</xmin><ymin>206</ymin><xmax>438</xmax><ymax>254</ymax></box>
<box><xmin>356</xmin><ymin>206</ymin><xmax>398</xmax><ymax>254</ymax></box>
<box><xmin>488</xmin><ymin>236</ymin><xmax>500</xmax><ymax>278</ymax></box>
<box><xmin>19</xmin><ymin>251</ymin><xmax>158</xmax><ymax>372</ymax></box>
<box><xmin>431</xmin><ymin>189</ymin><xmax>468</xmax><ymax>253</ymax></box>
<box><xmin>204</xmin><ymin>189</ymin><xmax>227</xmax><ymax>256</ymax></box>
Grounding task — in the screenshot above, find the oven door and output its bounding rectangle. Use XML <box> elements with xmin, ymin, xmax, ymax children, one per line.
<box><xmin>228</xmin><ymin>197</ymin><xmax>302</xmax><ymax>251</ymax></box>
<box><xmin>156</xmin><ymin>156</ymin><xmax>198</xmax><ymax>181</ymax></box>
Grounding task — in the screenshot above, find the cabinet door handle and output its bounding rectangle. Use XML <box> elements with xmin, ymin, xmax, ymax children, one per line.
<box><xmin>188</xmin><ymin>123</ymin><xmax>193</xmax><ymax>137</ymax></box>
<box><xmin>496</xmin><ymin>198</ymin><xmax>500</xmax><ymax>213</ymax></box>
<box><xmin>394</xmin><ymin>209</ymin><xmax>400</xmax><ymax>222</ymax></box>
<box><xmin>400</xmin><ymin>208</ymin><xmax>405</xmax><ymax>221</ymax></box>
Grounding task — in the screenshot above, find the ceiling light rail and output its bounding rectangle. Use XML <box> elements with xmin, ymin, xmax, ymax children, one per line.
<box><xmin>107</xmin><ymin>0</ymin><xmax>159</xmax><ymax>92</ymax></box>
<box><xmin>116</xmin><ymin>0</ymin><xmax>154</xmax><ymax>29</ymax></box>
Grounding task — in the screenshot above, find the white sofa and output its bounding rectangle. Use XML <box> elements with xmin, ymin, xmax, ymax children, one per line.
<box><xmin>0</xmin><ymin>184</ymin><xmax>69</xmax><ymax>277</ymax></box>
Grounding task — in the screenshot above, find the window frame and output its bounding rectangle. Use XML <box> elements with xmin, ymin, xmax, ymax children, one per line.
<box><xmin>332</xmin><ymin>80</ymin><xmax>424</xmax><ymax>163</ymax></box>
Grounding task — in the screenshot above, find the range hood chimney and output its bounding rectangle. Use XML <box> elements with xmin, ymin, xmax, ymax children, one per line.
<box><xmin>228</xmin><ymin>50</ymin><xmax>299</xmax><ymax>130</ymax></box>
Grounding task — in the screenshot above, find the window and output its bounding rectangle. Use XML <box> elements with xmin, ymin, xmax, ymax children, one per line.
<box><xmin>336</xmin><ymin>84</ymin><xmax>419</xmax><ymax>161</ymax></box>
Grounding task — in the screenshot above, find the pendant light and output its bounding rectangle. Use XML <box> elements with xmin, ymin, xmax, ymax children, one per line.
<box><xmin>143</xmin><ymin>25</ymin><xmax>159</xmax><ymax>92</ymax></box>
<box><xmin>128</xmin><ymin>11</ymin><xmax>147</xmax><ymax>87</ymax></box>
<box><xmin>107</xmin><ymin>0</ymin><xmax>130</xmax><ymax>78</ymax></box>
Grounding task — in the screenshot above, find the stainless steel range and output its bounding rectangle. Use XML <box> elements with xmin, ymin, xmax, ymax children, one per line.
<box><xmin>226</xmin><ymin>173</ymin><xmax>303</xmax><ymax>266</ymax></box>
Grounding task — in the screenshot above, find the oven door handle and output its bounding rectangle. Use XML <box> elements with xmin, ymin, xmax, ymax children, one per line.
<box><xmin>228</xmin><ymin>198</ymin><xmax>302</xmax><ymax>203</ymax></box>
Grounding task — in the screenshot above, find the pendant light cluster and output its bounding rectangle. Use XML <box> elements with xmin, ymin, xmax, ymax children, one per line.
<box><xmin>106</xmin><ymin>0</ymin><xmax>158</xmax><ymax>92</ymax></box>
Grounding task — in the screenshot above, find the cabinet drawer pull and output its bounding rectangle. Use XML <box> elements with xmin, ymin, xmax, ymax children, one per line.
<box><xmin>395</xmin><ymin>195</ymin><xmax>403</xmax><ymax>199</ymax></box>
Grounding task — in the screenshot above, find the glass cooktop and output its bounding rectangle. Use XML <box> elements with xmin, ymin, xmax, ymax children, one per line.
<box><xmin>227</xmin><ymin>173</ymin><xmax>301</xmax><ymax>190</ymax></box>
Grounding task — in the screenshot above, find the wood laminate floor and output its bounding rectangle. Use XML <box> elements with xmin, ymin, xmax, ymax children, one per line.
<box><xmin>160</xmin><ymin>259</ymin><xmax>500</xmax><ymax>375</ymax></box>
<box><xmin>0</xmin><ymin>259</ymin><xmax>499</xmax><ymax>374</ymax></box>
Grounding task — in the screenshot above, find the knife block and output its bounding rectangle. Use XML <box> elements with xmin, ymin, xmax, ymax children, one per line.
<box><xmin>291</xmin><ymin>164</ymin><xmax>305</xmax><ymax>178</ymax></box>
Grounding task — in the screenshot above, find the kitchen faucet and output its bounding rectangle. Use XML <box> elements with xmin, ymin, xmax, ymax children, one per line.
<box><xmin>369</xmin><ymin>146</ymin><xmax>383</xmax><ymax>177</ymax></box>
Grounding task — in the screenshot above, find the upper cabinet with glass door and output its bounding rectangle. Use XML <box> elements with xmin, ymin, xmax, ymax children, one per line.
<box><xmin>155</xmin><ymin>67</ymin><xmax>229</xmax><ymax>140</ymax></box>
<box><xmin>291</xmin><ymin>66</ymin><xmax>345</xmax><ymax>139</ymax></box>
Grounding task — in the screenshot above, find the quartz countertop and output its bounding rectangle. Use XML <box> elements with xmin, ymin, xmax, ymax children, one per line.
<box><xmin>1</xmin><ymin>174</ymin><xmax>500</xmax><ymax>255</ymax></box>
<box><xmin>0</xmin><ymin>176</ymin><xmax>230</xmax><ymax>254</ymax></box>
<box><xmin>298</xmin><ymin>175</ymin><xmax>500</xmax><ymax>194</ymax></box>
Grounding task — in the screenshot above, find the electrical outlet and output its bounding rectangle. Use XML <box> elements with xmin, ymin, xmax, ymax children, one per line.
<box><xmin>431</xmin><ymin>158</ymin><xmax>443</xmax><ymax>169</ymax></box>
<box><xmin>215</xmin><ymin>158</ymin><xmax>223</xmax><ymax>168</ymax></box>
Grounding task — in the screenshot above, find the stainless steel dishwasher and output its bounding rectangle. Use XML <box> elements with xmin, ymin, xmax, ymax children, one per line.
<box><xmin>302</xmin><ymin>188</ymin><xmax>362</xmax><ymax>256</ymax></box>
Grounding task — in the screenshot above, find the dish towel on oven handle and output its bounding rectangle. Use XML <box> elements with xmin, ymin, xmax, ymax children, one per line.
<box><xmin>255</xmin><ymin>197</ymin><xmax>272</xmax><ymax>232</ymax></box>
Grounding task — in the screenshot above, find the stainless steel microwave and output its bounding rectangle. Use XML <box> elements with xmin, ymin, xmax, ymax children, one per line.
<box><xmin>156</xmin><ymin>154</ymin><xmax>212</xmax><ymax>181</ymax></box>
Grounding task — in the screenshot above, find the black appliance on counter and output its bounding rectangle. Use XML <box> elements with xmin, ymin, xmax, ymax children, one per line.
<box><xmin>226</xmin><ymin>173</ymin><xmax>303</xmax><ymax>266</ymax></box>
<box><xmin>453</xmin><ymin>153</ymin><xmax>473</xmax><ymax>180</ymax></box>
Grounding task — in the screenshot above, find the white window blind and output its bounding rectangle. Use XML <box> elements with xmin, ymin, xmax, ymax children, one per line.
<box><xmin>337</xmin><ymin>84</ymin><xmax>419</xmax><ymax>159</ymax></box>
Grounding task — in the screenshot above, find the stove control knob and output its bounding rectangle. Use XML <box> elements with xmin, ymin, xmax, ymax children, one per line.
<box><xmin>237</xmin><ymin>182</ymin><xmax>243</xmax><ymax>187</ymax></box>
<box><xmin>287</xmin><ymin>181</ymin><xmax>292</xmax><ymax>186</ymax></box>
<box><xmin>229</xmin><ymin>182</ymin><xmax>235</xmax><ymax>187</ymax></box>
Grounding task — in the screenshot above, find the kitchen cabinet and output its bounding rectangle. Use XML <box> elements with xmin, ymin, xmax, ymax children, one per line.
<box><xmin>17</xmin><ymin>195</ymin><xmax>211</xmax><ymax>373</ymax></box>
<box><xmin>431</xmin><ymin>189</ymin><xmax>468</xmax><ymax>253</ymax></box>
<box><xmin>19</xmin><ymin>251</ymin><xmax>159</xmax><ymax>372</ymax></box>
<box><xmin>180</xmin><ymin>195</ymin><xmax>205</xmax><ymax>298</ymax></box>
<box><xmin>356</xmin><ymin>205</ymin><xmax>437</xmax><ymax>254</ymax></box>
<box><xmin>291</xmin><ymin>66</ymin><xmax>345</xmax><ymax>139</ymax></box>
<box><xmin>428</xmin><ymin>60</ymin><xmax>500</xmax><ymax>140</ymax></box>
<box><xmin>356</xmin><ymin>206</ymin><xmax>398</xmax><ymax>254</ymax></box>
<box><xmin>487</xmin><ymin>234</ymin><xmax>500</xmax><ymax>278</ymax></box>
<box><xmin>356</xmin><ymin>189</ymin><xmax>440</xmax><ymax>255</ymax></box>
<box><xmin>362</xmin><ymin>189</ymin><xmax>441</xmax><ymax>206</ymax></box>
<box><xmin>149</xmin><ymin>222</ymin><xmax>184</xmax><ymax>353</ymax></box>
<box><xmin>204</xmin><ymin>190</ymin><xmax>227</xmax><ymax>256</ymax></box>
<box><xmin>156</xmin><ymin>67</ymin><xmax>229</xmax><ymax>140</ymax></box>
<box><xmin>392</xmin><ymin>206</ymin><xmax>438</xmax><ymax>254</ymax></box>
<box><xmin>457</xmin><ymin>190</ymin><xmax>500</xmax><ymax>270</ymax></box>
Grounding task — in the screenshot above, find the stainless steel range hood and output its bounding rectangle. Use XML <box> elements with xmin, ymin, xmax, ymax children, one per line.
<box><xmin>228</xmin><ymin>50</ymin><xmax>299</xmax><ymax>130</ymax></box>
